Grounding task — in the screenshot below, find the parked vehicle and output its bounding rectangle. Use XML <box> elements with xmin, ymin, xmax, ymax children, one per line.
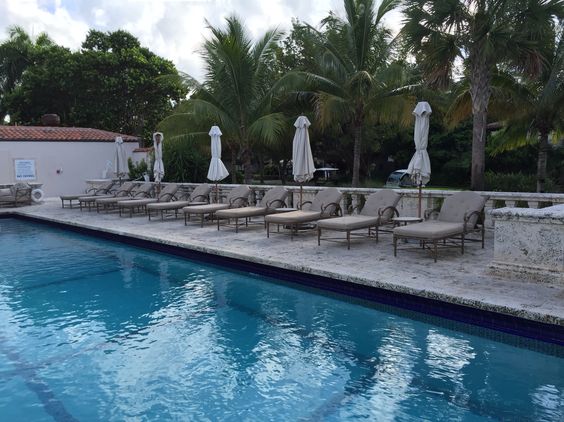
<box><xmin>385</xmin><ymin>169</ymin><xmax>415</xmax><ymax>187</ymax></box>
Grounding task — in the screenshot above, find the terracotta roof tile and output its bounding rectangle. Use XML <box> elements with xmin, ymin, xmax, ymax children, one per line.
<box><xmin>0</xmin><ymin>126</ymin><xmax>140</xmax><ymax>142</ymax></box>
<box><xmin>133</xmin><ymin>147</ymin><xmax>154</xmax><ymax>152</ymax></box>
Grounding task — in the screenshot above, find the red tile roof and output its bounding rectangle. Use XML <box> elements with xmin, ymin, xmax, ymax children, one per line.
<box><xmin>0</xmin><ymin>126</ymin><xmax>140</xmax><ymax>142</ymax></box>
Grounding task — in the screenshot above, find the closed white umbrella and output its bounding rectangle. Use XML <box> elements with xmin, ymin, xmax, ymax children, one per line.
<box><xmin>114</xmin><ymin>136</ymin><xmax>128</xmax><ymax>183</ymax></box>
<box><xmin>292</xmin><ymin>115</ymin><xmax>315</xmax><ymax>208</ymax></box>
<box><xmin>153</xmin><ymin>132</ymin><xmax>165</xmax><ymax>184</ymax></box>
<box><xmin>407</xmin><ymin>101</ymin><xmax>432</xmax><ymax>217</ymax></box>
<box><xmin>207</xmin><ymin>125</ymin><xmax>229</xmax><ymax>202</ymax></box>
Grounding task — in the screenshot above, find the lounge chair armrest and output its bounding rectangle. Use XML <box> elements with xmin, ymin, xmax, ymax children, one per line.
<box><xmin>229</xmin><ymin>196</ymin><xmax>249</xmax><ymax>207</ymax></box>
<box><xmin>159</xmin><ymin>192</ymin><xmax>175</xmax><ymax>202</ymax></box>
<box><xmin>192</xmin><ymin>194</ymin><xmax>209</xmax><ymax>203</ymax></box>
<box><xmin>463</xmin><ymin>210</ymin><xmax>483</xmax><ymax>230</ymax></box>
<box><xmin>378</xmin><ymin>206</ymin><xmax>400</xmax><ymax>219</ymax></box>
<box><xmin>266</xmin><ymin>198</ymin><xmax>286</xmax><ymax>208</ymax></box>
<box><xmin>299</xmin><ymin>200</ymin><xmax>312</xmax><ymax>210</ymax></box>
<box><xmin>321</xmin><ymin>201</ymin><xmax>342</xmax><ymax>216</ymax></box>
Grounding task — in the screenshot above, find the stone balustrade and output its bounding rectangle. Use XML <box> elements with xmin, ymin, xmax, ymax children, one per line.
<box><xmin>175</xmin><ymin>182</ymin><xmax>564</xmax><ymax>228</ymax></box>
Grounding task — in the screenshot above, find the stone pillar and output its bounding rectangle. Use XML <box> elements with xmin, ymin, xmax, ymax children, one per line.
<box><xmin>489</xmin><ymin>205</ymin><xmax>564</xmax><ymax>284</ymax></box>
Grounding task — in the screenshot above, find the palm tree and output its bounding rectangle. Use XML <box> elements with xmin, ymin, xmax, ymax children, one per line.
<box><xmin>0</xmin><ymin>26</ymin><xmax>52</xmax><ymax>121</ymax></box>
<box><xmin>401</xmin><ymin>0</ymin><xmax>563</xmax><ymax>190</ymax></box>
<box><xmin>488</xmin><ymin>27</ymin><xmax>563</xmax><ymax>192</ymax></box>
<box><xmin>276</xmin><ymin>0</ymin><xmax>414</xmax><ymax>187</ymax></box>
<box><xmin>159</xmin><ymin>17</ymin><xmax>287</xmax><ymax>183</ymax></box>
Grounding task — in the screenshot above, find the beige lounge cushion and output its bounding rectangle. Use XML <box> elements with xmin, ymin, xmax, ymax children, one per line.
<box><xmin>360</xmin><ymin>190</ymin><xmax>400</xmax><ymax>220</ymax></box>
<box><xmin>306</xmin><ymin>188</ymin><xmax>342</xmax><ymax>215</ymax></box>
<box><xmin>225</xmin><ymin>185</ymin><xmax>251</xmax><ymax>207</ymax></box>
<box><xmin>118</xmin><ymin>198</ymin><xmax>158</xmax><ymax>207</ymax></box>
<box><xmin>0</xmin><ymin>188</ymin><xmax>13</xmax><ymax>197</ymax></box>
<box><xmin>259</xmin><ymin>186</ymin><xmax>288</xmax><ymax>208</ymax></box>
<box><xmin>317</xmin><ymin>215</ymin><xmax>380</xmax><ymax>231</ymax></box>
<box><xmin>216</xmin><ymin>206</ymin><xmax>268</xmax><ymax>219</ymax></box>
<box><xmin>96</xmin><ymin>196</ymin><xmax>132</xmax><ymax>205</ymax></box>
<box><xmin>60</xmin><ymin>194</ymin><xmax>83</xmax><ymax>200</ymax></box>
<box><xmin>438</xmin><ymin>191</ymin><xmax>487</xmax><ymax>227</ymax></box>
<box><xmin>148</xmin><ymin>201</ymin><xmax>207</xmax><ymax>210</ymax></box>
<box><xmin>394</xmin><ymin>221</ymin><xmax>464</xmax><ymax>239</ymax></box>
<box><xmin>265</xmin><ymin>210</ymin><xmax>322</xmax><ymax>224</ymax></box>
<box><xmin>183</xmin><ymin>203</ymin><xmax>230</xmax><ymax>214</ymax></box>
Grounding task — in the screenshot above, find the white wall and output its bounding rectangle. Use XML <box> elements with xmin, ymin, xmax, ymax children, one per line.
<box><xmin>0</xmin><ymin>141</ymin><xmax>138</xmax><ymax>197</ymax></box>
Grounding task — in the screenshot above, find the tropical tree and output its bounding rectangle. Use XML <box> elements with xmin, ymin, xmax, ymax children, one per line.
<box><xmin>4</xmin><ymin>30</ymin><xmax>184</xmax><ymax>139</ymax></box>
<box><xmin>277</xmin><ymin>0</ymin><xmax>415</xmax><ymax>187</ymax></box>
<box><xmin>0</xmin><ymin>26</ymin><xmax>53</xmax><ymax>121</ymax></box>
<box><xmin>159</xmin><ymin>17</ymin><xmax>287</xmax><ymax>183</ymax></box>
<box><xmin>401</xmin><ymin>0</ymin><xmax>564</xmax><ymax>190</ymax></box>
<box><xmin>487</xmin><ymin>26</ymin><xmax>563</xmax><ymax>192</ymax></box>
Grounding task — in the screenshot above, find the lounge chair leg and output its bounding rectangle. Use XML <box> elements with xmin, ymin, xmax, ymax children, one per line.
<box><xmin>434</xmin><ymin>240</ymin><xmax>438</xmax><ymax>262</ymax></box>
<box><xmin>148</xmin><ymin>210</ymin><xmax>152</xmax><ymax>220</ymax></box>
<box><xmin>235</xmin><ymin>218</ymin><xmax>239</xmax><ymax>233</ymax></box>
<box><xmin>130</xmin><ymin>207</ymin><xmax>133</xmax><ymax>218</ymax></box>
<box><xmin>393</xmin><ymin>235</ymin><xmax>397</xmax><ymax>257</ymax></box>
<box><xmin>317</xmin><ymin>227</ymin><xmax>321</xmax><ymax>246</ymax></box>
<box><xmin>201</xmin><ymin>214</ymin><xmax>204</xmax><ymax>228</ymax></box>
<box><xmin>375</xmin><ymin>225</ymin><xmax>379</xmax><ymax>242</ymax></box>
<box><xmin>461</xmin><ymin>233</ymin><xmax>465</xmax><ymax>255</ymax></box>
<box><xmin>267</xmin><ymin>222</ymin><xmax>270</xmax><ymax>238</ymax></box>
<box><xmin>481</xmin><ymin>225</ymin><xmax>485</xmax><ymax>248</ymax></box>
<box><xmin>217</xmin><ymin>217</ymin><xmax>220</xmax><ymax>230</ymax></box>
<box><xmin>184</xmin><ymin>213</ymin><xmax>188</xmax><ymax>226</ymax></box>
<box><xmin>347</xmin><ymin>231</ymin><xmax>350</xmax><ymax>250</ymax></box>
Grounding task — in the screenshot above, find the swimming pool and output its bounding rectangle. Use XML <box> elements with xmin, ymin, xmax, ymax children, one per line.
<box><xmin>0</xmin><ymin>218</ymin><xmax>562</xmax><ymax>421</ymax></box>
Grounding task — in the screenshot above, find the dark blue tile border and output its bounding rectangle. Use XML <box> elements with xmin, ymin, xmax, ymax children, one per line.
<box><xmin>3</xmin><ymin>213</ymin><xmax>563</xmax><ymax>346</ymax></box>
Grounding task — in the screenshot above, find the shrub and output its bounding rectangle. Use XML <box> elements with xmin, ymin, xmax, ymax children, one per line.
<box><xmin>163</xmin><ymin>137</ymin><xmax>208</xmax><ymax>182</ymax></box>
<box><xmin>128</xmin><ymin>158</ymin><xmax>149</xmax><ymax>181</ymax></box>
<box><xmin>484</xmin><ymin>171</ymin><xmax>557</xmax><ymax>192</ymax></box>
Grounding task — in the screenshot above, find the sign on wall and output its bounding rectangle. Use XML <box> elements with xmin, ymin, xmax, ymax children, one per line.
<box><xmin>14</xmin><ymin>159</ymin><xmax>36</xmax><ymax>181</ymax></box>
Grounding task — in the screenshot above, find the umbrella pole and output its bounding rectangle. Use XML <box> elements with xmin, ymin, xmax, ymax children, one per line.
<box><xmin>418</xmin><ymin>182</ymin><xmax>422</xmax><ymax>218</ymax></box>
<box><xmin>215</xmin><ymin>182</ymin><xmax>219</xmax><ymax>203</ymax></box>
<box><xmin>299</xmin><ymin>184</ymin><xmax>303</xmax><ymax>210</ymax></box>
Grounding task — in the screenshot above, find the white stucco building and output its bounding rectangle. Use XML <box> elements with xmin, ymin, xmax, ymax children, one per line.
<box><xmin>0</xmin><ymin>125</ymin><xmax>140</xmax><ymax>197</ymax></box>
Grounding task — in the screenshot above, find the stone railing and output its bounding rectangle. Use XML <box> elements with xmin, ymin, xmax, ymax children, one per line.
<box><xmin>174</xmin><ymin>182</ymin><xmax>564</xmax><ymax>228</ymax></box>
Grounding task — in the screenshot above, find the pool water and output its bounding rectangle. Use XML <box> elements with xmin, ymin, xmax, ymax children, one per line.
<box><xmin>0</xmin><ymin>218</ymin><xmax>562</xmax><ymax>421</ymax></box>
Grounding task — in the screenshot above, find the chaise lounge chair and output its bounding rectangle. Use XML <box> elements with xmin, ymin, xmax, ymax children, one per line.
<box><xmin>215</xmin><ymin>186</ymin><xmax>288</xmax><ymax>232</ymax></box>
<box><xmin>182</xmin><ymin>185</ymin><xmax>251</xmax><ymax>227</ymax></box>
<box><xmin>60</xmin><ymin>180</ymin><xmax>115</xmax><ymax>209</ymax></box>
<box><xmin>78</xmin><ymin>181</ymin><xmax>135</xmax><ymax>211</ymax></box>
<box><xmin>146</xmin><ymin>183</ymin><xmax>212</xmax><ymax>220</ymax></box>
<box><xmin>264</xmin><ymin>188</ymin><xmax>342</xmax><ymax>239</ymax></box>
<box><xmin>393</xmin><ymin>191</ymin><xmax>488</xmax><ymax>262</ymax></box>
<box><xmin>0</xmin><ymin>183</ymin><xmax>32</xmax><ymax>208</ymax></box>
<box><xmin>95</xmin><ymin>183</ymin><xmax>153</xmax><ymax>212</ymax></box>
<box><xmin>317</xmin><ymin>189</ymin><xmax>401</xmax><ymax>249</ymax></box>
<box><xmin>117</xmin><ymin>183</ymin><xmax>179</xmax><ymax>217</ymax></box>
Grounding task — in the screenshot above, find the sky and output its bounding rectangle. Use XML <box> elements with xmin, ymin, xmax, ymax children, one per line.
<box><xmin>0</xmin><ymin>0</ymin><xmax>403</xmax><ymax>81</ymax></box>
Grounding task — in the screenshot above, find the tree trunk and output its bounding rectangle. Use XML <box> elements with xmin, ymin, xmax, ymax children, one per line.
<box><xmin>231</xmin><ymin>147</ymin><xmax>237</xmax><ymax>184</ymax></box>
<box><xmin>243</xmin><ymin>145</ymin><xmax>252</xmax><ymax>184</ymax></box>
<box><xmin>469</xmin><ymin>49</ymin><xmax>491</xmax><ymax>191</ymax></box>
<box><xmin>352</xmin><ymin>123</ymin><xmax>362</xmax><ymax>187</ymax></box>
<box><xmin>537</xmin><ymin>129</ymin><xmax>549</xmax><ymax>193</ymax></box>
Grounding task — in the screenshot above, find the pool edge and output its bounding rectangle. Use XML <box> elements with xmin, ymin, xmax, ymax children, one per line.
<box><xmin>2</xmin><ymin>212</ymin><xmax>563</xmax><ymax>346</ymax></box>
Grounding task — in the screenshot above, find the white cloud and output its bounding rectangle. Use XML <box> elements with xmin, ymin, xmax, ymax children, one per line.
<box><xmin>0</xmin><ymin>0</ymin><xmax>403</xmax><ymax>81</ymax></box>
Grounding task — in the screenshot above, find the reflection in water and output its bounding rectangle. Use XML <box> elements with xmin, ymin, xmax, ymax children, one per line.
<box><xmin>0</xmin><ymin>218</ymin><xmax>562</xmax><ymax>421</ymax></box>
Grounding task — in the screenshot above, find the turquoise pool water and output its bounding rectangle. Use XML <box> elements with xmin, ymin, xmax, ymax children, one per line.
<box><xmin>0</xmin><ymin>218</ymin><xmax>562</xmax><ymax>421</ymax></box>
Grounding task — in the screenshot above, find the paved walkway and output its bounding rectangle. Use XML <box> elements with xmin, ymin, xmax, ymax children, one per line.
<box><xmin>2</xmin><ymin>199</ymin><xmax>563</xmax><ymax>326</ymax></box>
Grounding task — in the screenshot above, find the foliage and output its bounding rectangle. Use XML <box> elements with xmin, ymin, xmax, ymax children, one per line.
<box><xmin>401</xmin><ymin>0</ymin><xmax>564</xmax><ymax>190</ymax></box>
<box><xmin>484</xmin><ymin>171</ymin><xmax>557</xmax><ymax>193</ymax></box>
<box><xmin>162</xmin><ymin>136</ymin><xmax>209</xmax><ymax>182</ymax></box>
<box><xmin>3</xmin><ymin>29</ymin><xmax>185</xmax><ymax>140</ymax></box>
<box><xmin>275</xmin><ymin>0</ymin><xmax>416</xmax><ymax>187</ymax></box>
<box><xmin>160</xmin><ymin>16</ymin><xmax>286</xmax><ymax>183</ymax></box>
<box><xmin>127</xmin><ymin>158</ymin><xmax>149</xmax><ymax>181</ymax></box>
<box><xmin>0</xmin><ymin>26</ymin><xmax>53</xmax><ymax>121</ymax></box>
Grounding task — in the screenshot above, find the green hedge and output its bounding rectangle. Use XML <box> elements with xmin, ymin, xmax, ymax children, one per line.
<box><xmin>484</xmin><ymin>171</ymin><xmax>557</xmax><ymax>193</ymax></box>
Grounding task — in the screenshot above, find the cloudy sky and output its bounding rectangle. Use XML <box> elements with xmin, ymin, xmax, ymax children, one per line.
<box><xmin>1</xmin><ymin>0</ymin><xmax>402</xmax><ymax>81</ymax></box>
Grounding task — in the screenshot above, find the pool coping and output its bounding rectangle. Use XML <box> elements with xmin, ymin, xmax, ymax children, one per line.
<box><xmin>3</xmin><ymin>212</ymin><xmax>563</xmax><ymax>346</ymax></box>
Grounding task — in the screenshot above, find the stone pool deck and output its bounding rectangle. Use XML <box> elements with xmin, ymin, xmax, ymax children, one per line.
<box><xmin>2</xmin><ymin>198</ymin><xmax>563</xmax><ymax>327</ymax></box>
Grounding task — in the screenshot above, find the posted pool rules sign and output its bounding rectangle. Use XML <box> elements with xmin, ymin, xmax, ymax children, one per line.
<box><xmin>14</xmin><ymin>159</ymin><xmax>36</xmax><ymax>181</ymax></box>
